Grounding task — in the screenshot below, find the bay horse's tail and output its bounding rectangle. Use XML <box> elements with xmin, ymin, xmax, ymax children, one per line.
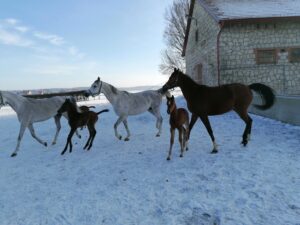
<box><xmin>97</xmin><ymin>109</ymin><xmax>109</xmax><ymax>115</ymax></box>
<box><xmin>249</xmin><ymin>83</ymin><xmax>275</xmax><ymax>110</ymax></box>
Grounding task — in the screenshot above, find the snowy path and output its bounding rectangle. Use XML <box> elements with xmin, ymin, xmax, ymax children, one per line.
<box><xmin>0</xmin><ymin>96</ymin><xmax>299</xmax><ymax>225</ymax></box>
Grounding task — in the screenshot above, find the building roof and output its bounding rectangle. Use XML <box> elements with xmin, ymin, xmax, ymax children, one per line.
<box><xmin>200</xmin><ymin>0</ymin><xmax>300</xmax><ymax>21</ymax></box>
<box><xmin>182</xmin><ymin>0</ymin><xmax>300</xmax><ymax>56</ymax></box>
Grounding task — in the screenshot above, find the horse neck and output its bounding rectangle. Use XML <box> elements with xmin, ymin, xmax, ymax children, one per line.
<box><xmin>2</xmin><ymin>91</ymin><xmax>25</xmax><ymax>112</ymax></box>
<box><xmin>101</xmin><ymin>82</ymin><xmax>119</xmax><ymax>104</ymax></box>
<box><xmin>65</xmin><ymin>103</ymin><xmax>80</xmax><ymax>120</ymax></box>
<box><xmin>178</xmin><ymin>74</ymin><xmax>201</xmax><ymax>100</ymax></box>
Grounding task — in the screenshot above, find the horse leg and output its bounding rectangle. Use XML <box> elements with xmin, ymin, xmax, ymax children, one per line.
<box><xmin>167</xmin><ymin>128</ymin><xmax>175</xmax><ymax>160</ymax></box>
<box><xmin>114</xmin><ymin>116</ymin><xmax>125</xmax><ymax>140</ymax></box>
<box><xmin>28</xmin><ymin>124</ymin><xmax>47</xmax><ymax>147</ymax></box>
<box><xmin>199</xmin><ymin>115</ymin><xmax>218</xmax><ymax>154</ymax></box>
<box><xmin>52</xmin><ymin>114</ymin><xmax>61</xmax><ymax>145</ymax></box>
<box><xmin>179</xmin><ymin>127</ymin><xmax>184</xmax><ymax>158</ymax></box>
<box><xmin>188</xmin><ymin>113</ymin><xmax>198</xmax><ymax>139</ymax></box>
<box><xmin>61</xmin><ymin>128</ymin><xmax>76</xmax><ymax>155</ymax></box>
<box><xmin>236</xmin><ymin>110</ymin><xmax>253</xmax><ymax>146</ymax></box>
<box><xmin>11</xmin><ymin>123</ymin><xmax>27</xmax><ymax>157</ymax></box>
<box><xmin>123</xmin><ymin>119</ymin><xmax>131</xmax><ymax>141</ymax></box>
<box><xmin>148</xmin><ymin>107</ymin><xmax>163</xmax><ymax>137</ymax></box>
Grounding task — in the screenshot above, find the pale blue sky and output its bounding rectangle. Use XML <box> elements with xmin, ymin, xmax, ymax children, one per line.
<box><xmin>0</xmin><ymin>0</ymin><xmax>173</xmax><ymax>90</ymax></box>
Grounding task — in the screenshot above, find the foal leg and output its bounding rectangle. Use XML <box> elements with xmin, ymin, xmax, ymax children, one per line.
<box><xmin>178</xmin><ymin>127</ymin><xmax>184</xmax><ymax>158</ymax></box>
<box><xmin>28</xmin><ymin>124</ymin><xmax>47</xmax><ymax>147</ymax></box>
<box><xmin>114</xmin><ymin>116</ymin><xmax>125</xmax><ymax>140</ymax></box>
<box><xmin>87</xmin><ymin>128</ymin><xmax>97</xmax><ymax>150</ymax></box>
<box><xmin>11</xmin><ymin>123</ymin><xmax>27</xmax><ymax>157</ymax></box>
<box><xmin>199</xmin><ymin>115</ymin><xmax>218</xmax><ymax>154</ymax></box>
<box><xmin>123</xmin><ymin>119</ymin><xmax>131</xmax><ymax>141</ymax></box>
<box><xmin>61</xmin><ymin>128</ymin><xmax>76</xmax><ymax>155</ymax></box>
<box><xmin>167</xmin><ymin>128</ymin><xmax>175</xmax><ymax>160</ymax></box>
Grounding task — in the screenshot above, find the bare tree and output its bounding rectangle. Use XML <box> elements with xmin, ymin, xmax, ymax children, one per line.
<box><xmin>160</xmin><ymin>0</ymin><xmax>190</xmax><ymax>75</ymax></box>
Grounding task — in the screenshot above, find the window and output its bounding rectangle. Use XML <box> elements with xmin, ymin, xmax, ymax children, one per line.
<box><xmin>255</xmin><ymin>49</ymin><xmax>278</xmax><ymax>64</ymax></box>
<box><xmin>288</xmin><ymin>48</ymin><xmax>300</xmax><ymax>63</ymax></box>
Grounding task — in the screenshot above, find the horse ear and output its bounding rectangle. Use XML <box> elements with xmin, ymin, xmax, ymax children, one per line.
<box><xmin>173</xmin><ymin>68</ymin><xmax>177</xmax><ymax>72</ymax></box>
<box><xmin>97</xmin><ymin>77</ymin><xmax>100</xmax><ymax>82</ymax></box>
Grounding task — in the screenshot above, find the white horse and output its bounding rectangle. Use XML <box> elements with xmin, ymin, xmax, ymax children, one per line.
<box><xmin>0</xmin><ymin>91</ymin><xmax>80</xmax><ymax>157</ymax></box>
<box><xmin>85</xmin><ymin>77</ymin><xmax>168</xmax><ymax>141</ymax></box>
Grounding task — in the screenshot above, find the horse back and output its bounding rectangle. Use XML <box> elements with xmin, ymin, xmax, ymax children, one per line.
<box><xmin>187</xmin><ymin>83</ymin><xmax>252</xmax><ymax>115</ymax></box>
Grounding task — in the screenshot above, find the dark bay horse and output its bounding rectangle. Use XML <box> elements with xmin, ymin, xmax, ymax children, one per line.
<box><xmin>162</xmin><ymin>68</ymin><xmax>275</xmax><ymax>154</ymax></box>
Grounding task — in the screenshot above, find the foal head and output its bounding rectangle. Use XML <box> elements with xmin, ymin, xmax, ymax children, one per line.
<box><xmin>166</xmin><ymin>95</ymin><xmax>176</xmax><ymax>114</ymax></box>
<box><xmin>162</xmin><ymin>68</ymin><xmax>183</xmax><ymax>91</ymax></box>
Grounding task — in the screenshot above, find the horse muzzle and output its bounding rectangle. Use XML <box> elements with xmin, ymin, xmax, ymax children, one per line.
<box><xmin>84</xmin><ymin>90</ymin><xmax>91</xmax><ymax>97</ymax></box>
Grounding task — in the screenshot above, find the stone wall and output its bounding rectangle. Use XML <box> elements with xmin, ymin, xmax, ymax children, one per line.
<box><xmin>185</xmin><ymin>2</ymin><xmax>219</xmax><ymax>86</ymax></box>
<box><xmin>220</xmin><ymin>22</ymin><xmax>300</xmax><ymax>95</ymax></box>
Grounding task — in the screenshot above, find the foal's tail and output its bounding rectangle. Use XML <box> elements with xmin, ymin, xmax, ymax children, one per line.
<box><xmin>249</xmin><ymin>83</ymin><xmax>275</xmax><ymax>110</ymax></box>
<box><xmin>97</xmin><ymin>109</ymin><xmax>109</xmax><ymax>115</ymax></box>
<box><xmin>88</xmin><ymin>106</ymin><xmax>96</xmax><ymax>109</ymax></box>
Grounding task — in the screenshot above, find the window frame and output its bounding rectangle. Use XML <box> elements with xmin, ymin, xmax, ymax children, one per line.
<box><xmin>288</xmin><ymin>47</ymin><xmax>300</xmax><ymax>63</ymax></box>
<box><xmin>254</xmin><ymin>48</ymin><xmax>278</xmax><ymax>65</ymax></box>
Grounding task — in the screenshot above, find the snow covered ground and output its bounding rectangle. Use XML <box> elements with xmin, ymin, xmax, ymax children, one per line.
<box><xmin>0</xmin><ymin>93</ymin><xmax>299</xmax><ymax>225</ymax></box>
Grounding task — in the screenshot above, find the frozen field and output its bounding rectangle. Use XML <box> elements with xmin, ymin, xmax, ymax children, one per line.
<box><xmin>0</xmin><ymin>94</ymin><xmax>299</xmax><ymax>225</ymax></box>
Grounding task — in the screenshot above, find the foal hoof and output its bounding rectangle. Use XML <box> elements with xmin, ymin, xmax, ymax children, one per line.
<box><xmin>167</xmin><ymin>157</ymin><xmax>171</xmax><ymax>161</ymax></box>
<box><xmin>180</xmin><ymin>154</ymin><xmax>183</xmax><ymax>158</ymax></box>
<box><xmin>124</xmin><ymin>137</ymin><xmax>130</xmax><ymax>141</ymax></box>
<box><xmin>44</xmin><ymin>142</ymin><xmax>48</xmax><ymax>147</ymax></box>
<box><xmin>156</xmin><ymin>134</ymin><xmax>160</xmax><ymax>137</ymax></box>
<box><xmin>241</xmin><ymin>140</ymin><xmax>248</xmax><ymax>147</ymax></box>
<box><xmin>118</xmin><ymin>136</ymin><xmax>122</xmax><ymax>140</ymax></box>
<box><xmin>211</xmin><ymin>149</ymin><xmax>218</xmax><ymax>154</ymax></box>
<box><xmin>11</xmin><ymin>153</ymin><xmax>17</xmax><ymax>157</ymax></box>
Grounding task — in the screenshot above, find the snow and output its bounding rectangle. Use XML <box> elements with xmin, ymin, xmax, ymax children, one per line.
<box><xmin>0</xmin><ymin>92</ymin><xmax>299</xmax><ymax>225</ymax></box>
<box><xmin>201</xmin><ymin>0</ymin><xmax>300</xmax><ymax>20</ymax></box>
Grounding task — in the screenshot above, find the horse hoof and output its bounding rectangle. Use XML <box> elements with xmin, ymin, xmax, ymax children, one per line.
<box><xmin>180</xmin><ymin>154</ymin><xmax>183</xmax><ymax>158</ymax></box>
<box><xmin>211</xmin><ymin>149</ymin><xmax>218</xmax><ymax>154</ymax></box>
<box><xmin>186</xmin><ymin>147</ymin><xmax>189</xmax><ymax>151</ymax></box>
<box><xmin>11</xmin><ymin>153</ymin><xmax>17</xmax><ymax>157</ymax></box>
<box><xmin>52</xmin><ymin>142</ymin><xmax>56</xmax><ymax>145</ymax></box>
<box><xmin>118</xmin><ymin>136</ymin><xmax>122</xmax><ymax>140</ymax></box>
<box><xmin>156</xmin><ymin>134</ymin><xmax>160</xmax><ymax>137</ymax></box>
<box><xmin>44</xmin><ymin>142</ymin><xmax>48</xmax><ymax>147</ymax></box>
<box><xmin>61</xmin><ymin>151</ymin><xmax>66</xmax><ymax>155</ymax></box>
<box><xmin>124</xmin><ymin>138</ymin><xmax>130</xmax><ymax>141</ymax></box>
<box><xmin>167</xmin><ymin>157</ymin><xmax>171</xmax><ymax>161</ymax></box>
<box><xmin>241</xmin><ymin>141</ymin><xmax>248</xmax><ymax>147</ymax></box>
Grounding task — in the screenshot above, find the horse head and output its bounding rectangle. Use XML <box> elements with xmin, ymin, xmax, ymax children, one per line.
<box><xmin>162</xmin><ymin>68</ymin><xmax>182</xmax><ymax>92</ymax></box>
<box><xmin>84</xmin><ymin>76</ymin><xmax>102</xmax><ymax>97</ymax></box>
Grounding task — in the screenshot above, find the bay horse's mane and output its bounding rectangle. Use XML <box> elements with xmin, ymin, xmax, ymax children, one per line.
<box><xmin>178</xmin><ymin>71</ymin><xmax>206</xmax><ymax>90</ymax></box>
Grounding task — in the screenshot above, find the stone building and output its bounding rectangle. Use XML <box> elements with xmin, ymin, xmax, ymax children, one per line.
<box><xmin>183</xmin><ymin>0</ymin><xmax>300</xmax><ymax>124</ymax></box>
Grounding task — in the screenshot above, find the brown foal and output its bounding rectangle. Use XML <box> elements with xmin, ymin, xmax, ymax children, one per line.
<box><xmin>166</xmin><ymin>95</ymin><xmax>189</xmax><ymax>160</ymax></box>
<box><xmin>57</xmin><ymin>99</ymin><xmax>109</xmax><ymax>155</ymax></box>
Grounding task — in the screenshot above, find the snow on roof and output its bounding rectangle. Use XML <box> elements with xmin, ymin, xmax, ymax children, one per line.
<box><xmin>200</xmin><ymin>0</ymin><xmax>300</xmax><ymax>21</ymax></box>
